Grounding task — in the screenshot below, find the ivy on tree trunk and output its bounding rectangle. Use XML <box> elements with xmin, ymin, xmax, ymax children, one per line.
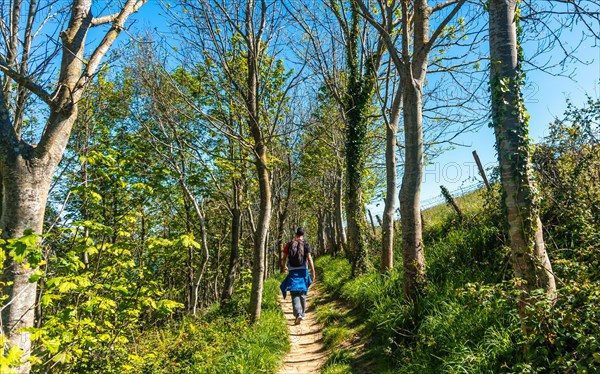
<box><xmin>488</xmin><ymin>0</ymin><xmax>557</xmax><ymax>334</ymax></box>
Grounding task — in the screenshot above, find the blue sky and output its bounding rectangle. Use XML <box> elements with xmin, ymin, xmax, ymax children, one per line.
<box><xmin>128</xmin><ymin>2</ymin><xmax>599</xmax><ymax>211</ymax></box>
<box><xmin>419</xmin><ymin>31</ymin><xmax>599</xmax><ymax>203</ymax></box>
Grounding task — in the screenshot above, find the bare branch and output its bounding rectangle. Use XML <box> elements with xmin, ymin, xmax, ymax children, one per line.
<box><xmin>91</xmin><ymin>13</ymin><xmax>120</xmax><ymax>27</ymax></box>
<box><xmin>0</xmin><ymin>60</ymin><xmax>54</xmax><ymax>105</ymax></box>
<box><xmin>425</xmin><ymin>0</ymin><xmax>466</xmax><ymax>56</ymax></box>
<box><xmin>13</xmin><ymin>0</ymin><xmax>39</xmax><ymax>137</ymax></box>
<box><xmin>80</xmin><ymin>0</ymin><xmax>147</xmax><ymax>87</ymax></box>
<box><xmin>431</xmin><ymin>0</ymin><xmax>463</xmax><ymax>14</ymax></box>
<box><xmin>355</xmin><ymin>0</ymin><xmax>404</xmax><ymax>70</ymax></box>
<box><xmin>328</xmin><ymin>0</ymin><xmax>350</xmax><ymax>39</ymax></box>
<box><xmin>0</xmin><ymin>88</ymin><xmax>18</xmax><ymax>158</ymax></box>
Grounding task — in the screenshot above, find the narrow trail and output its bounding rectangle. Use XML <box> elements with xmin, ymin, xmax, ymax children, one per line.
<box><xmin>278</xmin><ymin>288</ymin><xmax>328</xmax><ymax>374</ymax></box>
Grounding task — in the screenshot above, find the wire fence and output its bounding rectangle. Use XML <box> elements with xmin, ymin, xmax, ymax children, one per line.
<box><xmin>420</xmin><ymin>182</ymin><xmax>485</xmax><ymax>210</ymax></box>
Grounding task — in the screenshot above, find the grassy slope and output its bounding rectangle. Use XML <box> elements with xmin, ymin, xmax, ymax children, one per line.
<box><xmin>316</xmin><ymin>188</ymin><xmax>600</xmax><ymax>373</ymax></box>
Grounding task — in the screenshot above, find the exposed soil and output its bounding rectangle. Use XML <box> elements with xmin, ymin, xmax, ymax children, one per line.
<box><xmin>278</xmin><ymin>288</ymin><xmax>329</xmax><ymax>374</ymax></box>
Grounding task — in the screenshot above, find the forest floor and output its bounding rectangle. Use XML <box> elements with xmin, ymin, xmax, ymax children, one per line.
<box><xmin>278</xmin><ymin>287</ymin><xmax>328</xmax><ymax>374</ymax></box>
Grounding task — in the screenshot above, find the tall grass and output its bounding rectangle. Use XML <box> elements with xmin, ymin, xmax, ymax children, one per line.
<box><xmin>317</xmin><ymin>185</ymin><xmax>600</xmax><ymax>372</ymax></box>
<box><xmin>316</xmin><ymin>256</ymin><xmax>522</xmax><ymax>372</ymax></box>
<box><xmin>131</xmin><ymin>277</ymin><xmax>289</xmax><ymax>373</ymax></box>
<box><xmin>315</xmin><ymin>188</ymin><xmax>522</xmax><ymax>372</ymax></box>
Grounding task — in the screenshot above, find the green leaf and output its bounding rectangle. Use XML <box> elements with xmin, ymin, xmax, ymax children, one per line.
<box><xmin>57</xmin><ymin>281</ymin><xmax>78</xmax><ymax>293</ymax></box>
<box><xmin>29</xmin><ymin>269</ymin><xmax>44</xmax><ymax>283</ymax></box>
<box><xmin>179</xmin><ymin>235</ymin><xmax>201</xmax><ymax>249</ymax></box>
<box><xmin>45</xmin><ymin>339</ymin><xmax>61</xmax><ymax>354</ymax></box>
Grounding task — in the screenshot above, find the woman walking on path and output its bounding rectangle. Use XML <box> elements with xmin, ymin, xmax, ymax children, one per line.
<box><xmin>280</xmin><ymin>228</ymin><xmax>316</xmax><ymax>324</ymax></box>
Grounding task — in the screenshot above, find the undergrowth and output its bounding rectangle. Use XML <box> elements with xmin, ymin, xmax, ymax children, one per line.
<box><xmin>315</xmin><ymin>179</ymin><xmax>600</xmax><ymax>372</ymax></box>
<box><xmin>130</xmin><ymin>277</ymin><xmax>288</xmax><ymax>373</ymax></box>
<box><xmin>315</xmin><ymin>280</ymin><xmax>361</xmax><ymax>374</ymax></box>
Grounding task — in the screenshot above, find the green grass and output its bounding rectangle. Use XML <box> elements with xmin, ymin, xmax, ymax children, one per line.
<box><xmin>322</xmin><ymin>326</ymin><xmax>353</xmax><ymax>349</ymax></box>
<box><xmin>131</xmin><ymin>277</ymin><xmax>288</xmax><ymax>373</ymax></box>
<box><xmin>314</xmin><ymin>188</ymin><xmax>521</xmax><ymax>372</ymax></box>
<box><xmin>322</xmin><ymin>349</ymin><xmax>354</xmax><ymax>374</ymax></box>
<box><xmin>422</xmin><ymin>188</ymin><xmax>487</xmax><ymax>231</ymax></box>
<box><xmin>316</xmin><ymin>303</ymin><xmax>347</xmax><ymax>325</ymax></box>
<box><xmin>315</xmin><ymin>183</ymin><xmax>600</xmax><ymax>372</ymax></box>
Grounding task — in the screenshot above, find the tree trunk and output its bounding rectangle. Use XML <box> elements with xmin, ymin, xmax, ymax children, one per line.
<box><xmin>399</xmin><ymin>78</ymin><xmax>425</xmax><ymax>300</ymax></box>
<box><xmin>326</xmin><ymin>211</ymin><xmax>337</xmax><ymax>255</ymax></box>
<box><xmin>318</xmin><ymin>211</ymin><xmax>326</xmax><ymax>256</ymax></box>
<box><xmin>179</xmin><ymin>181</ymin><xmax>210</xmax><ymax>315</ymax></box>
<box><xmin>214</xmin><ymin>241</ymin><xmax>221</xmax><ymax>303</ymax></box>
<box><xmin>263</xmin><ymin>231</ymin><xmax>270</xmax><ymax>281</ymax></box>
<box><xmin>488</xmin><ymin>0</ymin><xmax>556</xmax><ymax>318</ymax></box>
<box><xmin>184</xmin><ymin>202</ymin><xmax>194</xmax><ymax>311</ymax></box>
<box><xmin>221</xmin><ymin>205</ymin><xmax>241</xmax><ymax>301</ymax></box>
<box><xmin>1</xmin><ymin>157</ymin><xmax>54</xmax><ymax>374</ymax></box>
<box><xmin>274</xmin><ymin>162</ymin><xmax>292</xmax><ymax>272</ymax></box>
<box><xmin>346</xmin><ymin>172</ymin><xmax>368</xmax><ymax>274</ymax></box>
<box><xmin>275</xmin><ymin>209</ymin><xmax>285</xmax><ymax>272</ymax></box>
<box><xmin>248</xmin><ymin>149</ymin><xmax>271</xmax><ymax>322</ymax></box>
<box><xmin>381</xmin><ymin>90</ymin><xmax>401</xmax><ymax>272</ymax></box>
<box><xmin>344</xmin><ymin>3</ymin><xmax>382</xmax><ymax>275</ymax></box>
<box><xmin>334</xmin><ymin>170</ymin><xmax>347</xmax><ymax>255</ymax></box>
<box><xmin>246</xmin><ymin>34</ymin><xmax>272</xmax><ymax>321</ymax></box>
<box><xmin>222</xmin><ymin>139</ymin><xmax>244</xmax><ymax>301</ymax></box>
<box><xmin>367</xmin><ymin>209</ymin><xmax>377</xmax><ymax>238</ymax></box>
<box><xmin>192</xmin><ymin>203</ymin><xmax>210</xmax><ymax>316</ymax></box>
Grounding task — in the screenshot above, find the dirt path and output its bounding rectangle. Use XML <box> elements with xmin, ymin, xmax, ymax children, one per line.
<box><xmin>278</xmin><ymin>288</ymin><xmax>328</xmax><ymax>374</ymax></box>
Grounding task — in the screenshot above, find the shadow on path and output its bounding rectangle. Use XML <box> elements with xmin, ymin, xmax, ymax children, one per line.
<box><xmin>278</xmin><ymin>288</ymin><xmax>328</xmax><ymax>374</ymax></box>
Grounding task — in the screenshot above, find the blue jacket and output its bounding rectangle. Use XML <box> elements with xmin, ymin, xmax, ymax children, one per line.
<box><xmin>280</xmin><ymin>268</ymin><xmax>312</xmax><ymax>299</ymax></box>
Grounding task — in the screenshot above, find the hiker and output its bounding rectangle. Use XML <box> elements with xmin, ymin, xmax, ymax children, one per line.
<box><xmin>280</xmin><ymin>227</ymin><xmax>316</xmax><ymax>325</ymax></box>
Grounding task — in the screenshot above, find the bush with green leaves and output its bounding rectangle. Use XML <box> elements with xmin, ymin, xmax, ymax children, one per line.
<box><xmin>30</xmin><ymin>228</ymin><xmax>183</xmax><ymax>373</ymax></box>
<box><xmin>130</xmin><ymin>277</ymin><xmax>289</xmax><ymax>373</ymax></box>
<box><xmin>533</xmin><ymin>98</ymin><xmax>600</xmax><ymax>250</ymax></box>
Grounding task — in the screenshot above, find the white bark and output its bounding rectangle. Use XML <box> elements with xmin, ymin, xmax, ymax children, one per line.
<box><xmin>0</xmin><ymin>2</ymin><xmax>146</xmax><ymax>371</ymax></box>
<box><xmin>489</xmin><ymin>0</ymin><xmax>556</xmax><ymax>303</ymax></box>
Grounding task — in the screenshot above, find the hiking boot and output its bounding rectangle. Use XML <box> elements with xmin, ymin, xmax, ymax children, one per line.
<box><xmin>294</xmin><ymin>316</ymin><xmax>302</xmax><ymax>325</ymax></box>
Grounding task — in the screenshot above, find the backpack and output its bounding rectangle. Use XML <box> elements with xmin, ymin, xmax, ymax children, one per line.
<box><xmin>288</xmin><ymin>240</ymin><xmax>306</xmax><ymax>267</ymax></box>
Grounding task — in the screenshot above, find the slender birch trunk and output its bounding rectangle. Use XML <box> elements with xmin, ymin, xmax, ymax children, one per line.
<box><xmin>245</xmin><ymin>0</ymin><xmax>273</xmax><ymax>321</ymax></box>
<box><xmin>381</xmin><ymin>90</ymin><xmax>402</xmax><ymax>271</ymax></box>
<box><xmin>399</xmin><ymin>79</ymin><xmax>425</xmax><ymax>298</ymax></box>
<box><xmin>488</xmin><ymin>0</ymin><xmax>556</xmax><ymax>324</ymax></box>
<box><xmin>334</xmin><ymin>169</ymin><xmax>347</xmax><ymax>255</ymax></box>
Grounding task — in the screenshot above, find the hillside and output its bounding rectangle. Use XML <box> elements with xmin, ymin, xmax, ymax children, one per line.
<box><xmin>308</xmin><ymin>184</ymin><xmax>599</xmax><ymax>373</ymax></box>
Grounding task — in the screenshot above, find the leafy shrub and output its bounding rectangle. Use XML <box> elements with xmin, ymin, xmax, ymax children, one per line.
<box><xmin>533</xmin><ymin>98</ymin><xmax>600</xmax><ymax>250</ymax></box>
<box><xmin>132</xmin><ymin>278</ymin><xmax>288</xmax><ymax>373</ymax></box>
<box><xmin>28</xmin><ymin>227</ymin><xmax>185</xmax><ymax>373</ymax></box>
<box><xmin>520</xmin><ymin>261</ymin><xmax>600</xmax><ymax>371</ymax></box>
